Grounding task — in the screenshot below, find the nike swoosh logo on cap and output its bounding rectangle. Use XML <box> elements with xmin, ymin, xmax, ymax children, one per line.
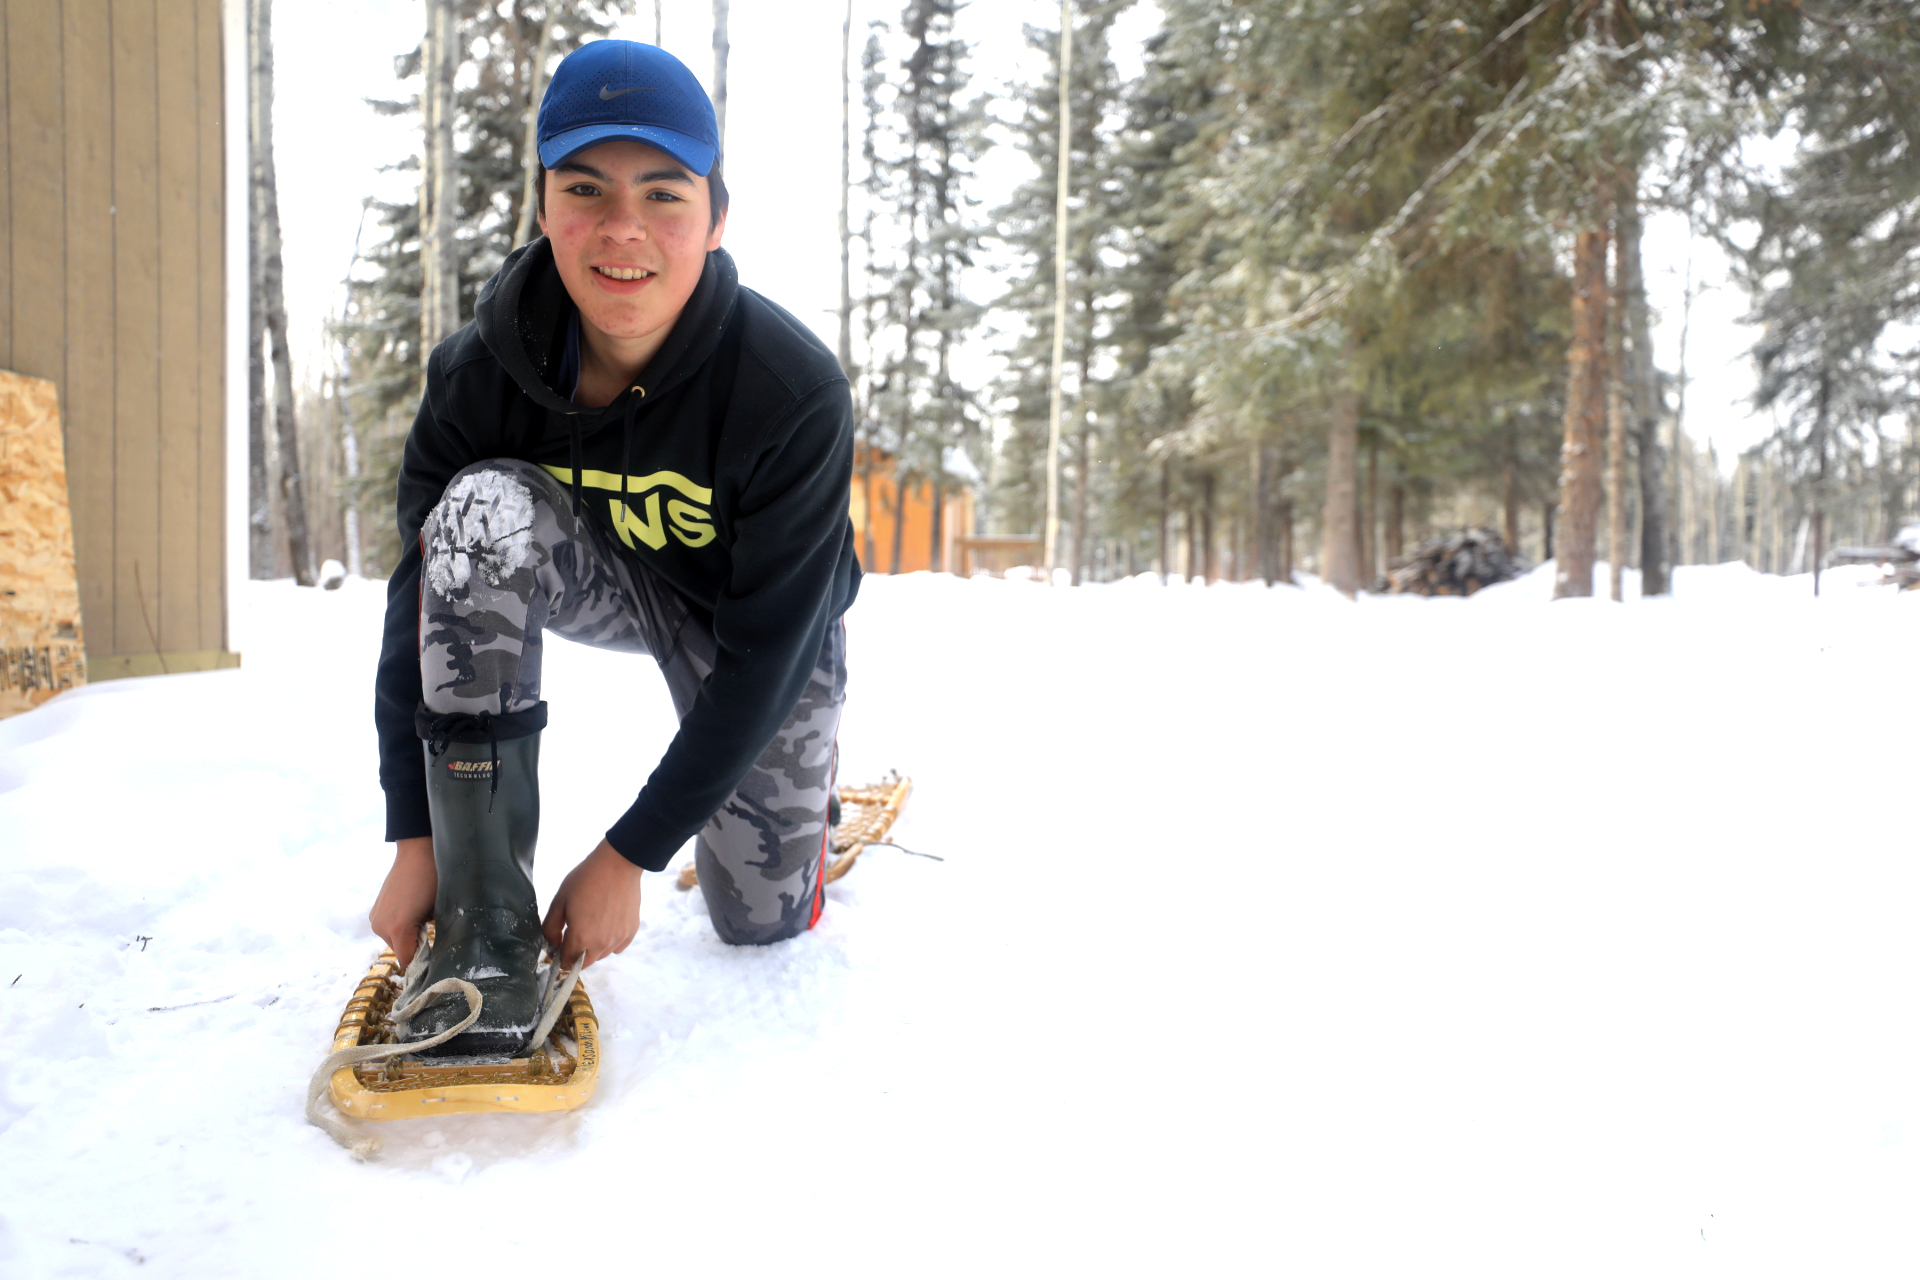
<box><xmin>599</xmin><ymin>84</ymin><xmax>655</xmax><ymax>100</ymax></box>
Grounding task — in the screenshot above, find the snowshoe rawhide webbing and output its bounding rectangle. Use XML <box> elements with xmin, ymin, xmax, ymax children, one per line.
<box><xmin>312</xmin><ymin>928</ymin><xmax>601</xmax><ymax>1156</ymax></box>
<box><xmin>409</xmin><ymin>703</ymin><xmax>548</xmax><ymax>1057</ymax></box>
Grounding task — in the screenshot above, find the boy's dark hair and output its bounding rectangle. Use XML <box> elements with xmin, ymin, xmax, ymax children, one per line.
<box><xmin>536</xmin><ymin>162</ymin><xmax>729</xmax><ymax>232</ymax></box>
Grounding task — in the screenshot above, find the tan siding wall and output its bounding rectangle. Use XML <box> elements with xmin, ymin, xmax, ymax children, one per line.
<box><xmin>2</xmin><ymin>0</ymin><xmax>229</xmax><ymax>675</ymax></box>
<box><xmin>0</xmin><ymin>7</ymin><xmax>11</xmax><ymax>368</ymax></box>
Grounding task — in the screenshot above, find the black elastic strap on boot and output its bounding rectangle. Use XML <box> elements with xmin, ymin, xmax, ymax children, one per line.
<box><xmin>416</xmin><ymin>703</ymin><xmax>549</xmax><ymax>812</ymax></box>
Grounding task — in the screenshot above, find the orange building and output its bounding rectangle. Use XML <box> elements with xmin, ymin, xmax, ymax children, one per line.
<box><xmin>848</xmin><ymin>446</ymin><xmax>974</xmax><ymax>575</ymax></box>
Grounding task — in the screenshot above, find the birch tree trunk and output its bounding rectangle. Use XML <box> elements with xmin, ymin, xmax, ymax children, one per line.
<box><xmin>711</xmin><ymin>0</ymin><xmax>730</xmax><ymax>151</ymax></box>
<box><xmin>513</xmin><ymin>6</ymin><xmax>557</xmax><ymax>249</ymax></box>
<box><xmin>422</xmin><ymin>0</ymin><xmax>458</xmax><ymax>350</ymax></box>
<box><xmin>246</xmin><ymin>0</ymin><xmax>272</xmax><ymax>578</ymax></box>
<box><xmin>420</xmin><ymin>4</ymin><xmax>439</xmax><ymax>349</ymax></box>
<box><xmin>837</xmin><ymin>0</ymin><xmax>853</xmax><ymax>378</ymax></box>
<box><xmin>1042</xmin><ymin>0</ymin><xmax>1071</xmax><ymax>579</ymax></box>
<box><xmin>1321</xmin><ymin>376</ymin><xmax>1362</xmax><ymax>597</ymax></box>
<box><xmin>1554</xmin><ymin>228</ymin><xmax>1609</xmax><ymax>599</ymax></box>
<box><xmin>251</xmin><ymin>0</ymin><xmax>315</xmax><ymax>586</ymax></box>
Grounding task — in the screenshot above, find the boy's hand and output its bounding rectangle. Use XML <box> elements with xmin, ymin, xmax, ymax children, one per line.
<box><xmin>370</xmin><ymin>836</ymin><xmax>437</xmax><ymax>968</ymax></box>
<box><xmin>542</xmin><ymin>838</ymin><xmax>644</xmax><ymax>969</ymax></box>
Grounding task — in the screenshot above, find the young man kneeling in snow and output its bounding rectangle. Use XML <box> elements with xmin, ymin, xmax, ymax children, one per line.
<box><xmin>365</xmin><ymin>39</ymin><xmax>858</xmax><ymax>1056</ymax></box>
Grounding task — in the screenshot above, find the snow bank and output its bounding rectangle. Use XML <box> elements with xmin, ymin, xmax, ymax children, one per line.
<box><xmin>1</xmin><ymin>568</ymin><xmax>1916</xmax><ymax>1276</ymax></box>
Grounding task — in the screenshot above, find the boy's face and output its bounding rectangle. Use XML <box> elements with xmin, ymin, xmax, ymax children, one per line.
<box><xmin>537</xmin><ymin>139</ymin><xmax>727</xmax><ymax>351</ymax></box>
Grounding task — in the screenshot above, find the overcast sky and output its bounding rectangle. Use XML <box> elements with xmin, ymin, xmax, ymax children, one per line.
<box><xmin>268</xmin><ymin>0</ymin><xmax>1772</xmax><ymax>463</ymax></box>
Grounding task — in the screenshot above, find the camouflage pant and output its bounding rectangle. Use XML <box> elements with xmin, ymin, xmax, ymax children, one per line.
<box><xmin>418</xmin><ymin>457</ymin><xmax>845</xmax><ymax>945</ymax></box>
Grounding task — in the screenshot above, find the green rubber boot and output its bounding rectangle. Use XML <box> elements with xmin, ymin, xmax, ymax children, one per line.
<box><xmin>405</xmin><ymin>707</ymin><xmax>548</xmax><ymax>1058</ymax></box>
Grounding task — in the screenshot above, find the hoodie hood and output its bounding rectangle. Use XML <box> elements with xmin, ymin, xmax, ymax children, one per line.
<box><xmin>473</xmin><ymin>237</ymin><xmax>741</xmax><ymax>437</ymax></box>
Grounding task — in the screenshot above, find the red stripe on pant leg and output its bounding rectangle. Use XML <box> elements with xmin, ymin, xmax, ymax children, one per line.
<box><xmin>808</xmin><ymin>661</ymin><xmax>843</xmax><ymax>932</ymax></box>
<box><xmin>808</xmin><ymin>823</ymin><xmax>827</xmax><ymax>929</ymax></box>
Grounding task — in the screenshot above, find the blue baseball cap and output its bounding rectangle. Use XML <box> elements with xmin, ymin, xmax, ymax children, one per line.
<box><xmin>537</xmin><ymin>40</ymin><xmax>719</xmax><ymax>176</ymax></box>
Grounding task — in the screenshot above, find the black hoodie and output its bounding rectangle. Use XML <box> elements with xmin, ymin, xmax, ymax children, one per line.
<box><xmin>374</xmin><ymin>241</ymin><xmax>861</xmax><ymax>872</ymax></box>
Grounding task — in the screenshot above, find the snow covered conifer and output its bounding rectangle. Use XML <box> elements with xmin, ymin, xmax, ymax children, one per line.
<box><xmin>863</xmin><ymin>0</ymin><xmax>989</xmax><ymax>572</ymax></box>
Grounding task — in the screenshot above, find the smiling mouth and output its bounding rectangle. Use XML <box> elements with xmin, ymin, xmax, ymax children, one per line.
<box><xmin>593</xmin><ymin>265</ymin><xmax>655</xmax><ymax>282</ymax></box>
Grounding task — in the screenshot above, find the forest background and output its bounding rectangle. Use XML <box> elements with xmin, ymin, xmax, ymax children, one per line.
<box><xmin>243</xmin><ymin>0</ymin><xmax>1920</xmax><ymax>605</ymax></box>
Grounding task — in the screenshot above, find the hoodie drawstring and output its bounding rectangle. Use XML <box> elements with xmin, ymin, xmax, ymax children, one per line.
<box><xmin>621</xmin><ymin>386</ymin><xmax>644</xmax><ymax>513</ymax></box>
<box><xmin>569</xmin><ymin>386</ymin><xmax>644</xmax><ymax>524</ymax></box>
<box><xmin>568</xmin><ymin>419</ymin><xmax>584</xmax><ymax>520</ymax></box>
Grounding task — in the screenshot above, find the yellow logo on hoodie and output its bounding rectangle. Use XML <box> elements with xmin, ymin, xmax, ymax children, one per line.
<box><xmin>540</xmin><ymin>465</ymin><xmax>716</xmax><ymax>551</ymax></box>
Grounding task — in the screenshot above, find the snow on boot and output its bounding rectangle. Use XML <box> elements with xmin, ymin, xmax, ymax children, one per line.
<box><xmin>406</xmin><ymin>705</ymin><xmax>548</xmax><ymax>1058</ymax></box>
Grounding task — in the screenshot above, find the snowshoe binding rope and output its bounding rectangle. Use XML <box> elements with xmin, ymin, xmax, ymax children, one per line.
<box><xmin>305</xmin><ymin>923</ymin><xmax>599</xmax><ymax>1159</ymax></box>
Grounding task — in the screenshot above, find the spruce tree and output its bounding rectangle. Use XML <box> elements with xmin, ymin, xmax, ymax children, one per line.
<box><xmin>1105</xmin><ymin>17</ymin><xmax>1219</xmax><ymax>580</ymax></box>
<box><xmin>865</xmin><ymin>0</ymin><xmax>988</xmax><ymax>572</ymax></box>
<box><xmin>1739</xmin><ymin>4</ymin><xmax>1920</xmax><ymax>592</ymax></box>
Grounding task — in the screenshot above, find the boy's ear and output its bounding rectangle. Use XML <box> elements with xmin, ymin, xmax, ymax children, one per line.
<box><xmin>706</xmin><ymin>198</ymin><xmax>727</xmax><ymax>252</ymax></box>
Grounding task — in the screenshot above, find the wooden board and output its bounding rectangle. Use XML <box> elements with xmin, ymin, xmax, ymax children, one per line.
<box><xmin>0</xmin><ymin>370</ymin><xmax>87</xmax><ymax>717</ymax></box>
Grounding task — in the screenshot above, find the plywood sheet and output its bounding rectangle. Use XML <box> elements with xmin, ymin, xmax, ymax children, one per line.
<box><xmin>0</xmin><ymin>369</ymin><xmax>88</xmax><ymax>717</ymax></box>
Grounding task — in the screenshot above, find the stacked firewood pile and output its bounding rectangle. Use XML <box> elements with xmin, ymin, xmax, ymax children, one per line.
<box><xmin>1377</xmin><ymin>528</ymin><xmax>1525</xmax><ymax>597</ymax></box>
<box><xmin>1830</xmin><ymin>523</ymin><xmax>1920</xmax><ymax>589</ymax></box>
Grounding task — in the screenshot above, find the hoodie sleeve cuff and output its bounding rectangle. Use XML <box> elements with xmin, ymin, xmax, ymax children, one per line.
<box><xmin>383</xmin><ymin>784</ymin><xmax>433</xmax><ymax>844</ymax></box>
<box><xmin>605</xmin><ymin>799</ymin><xmax>691</xmax><ymax>873</ymax></box>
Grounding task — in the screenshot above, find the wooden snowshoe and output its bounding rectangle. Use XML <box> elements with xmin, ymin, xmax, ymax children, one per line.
<box><xmin>677</xmin><ymin>773</ymin><xmax>913</xmax><ymax>891</ymax></box>
<box><xmin>325</xmin><ymin>937</ymin><xmax>599</xmax><ymax>1121</ymax></box>
<box><xmin>322</xmin><ymin>774</ymin><xmax>907</xmax><ymax>1127</ymax></box>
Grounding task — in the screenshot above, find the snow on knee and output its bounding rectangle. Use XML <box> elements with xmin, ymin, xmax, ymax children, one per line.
<box><xmin>425</xmin><ymin>468</ymin><xmax>537</xmax><ymax>595</ymax></box>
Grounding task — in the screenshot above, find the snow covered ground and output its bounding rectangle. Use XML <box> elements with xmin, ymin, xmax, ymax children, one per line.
<box><xmin>1</xmin><ymin>564</ymin><xmax>1915</xmax><ymax>1277</ymax></box>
